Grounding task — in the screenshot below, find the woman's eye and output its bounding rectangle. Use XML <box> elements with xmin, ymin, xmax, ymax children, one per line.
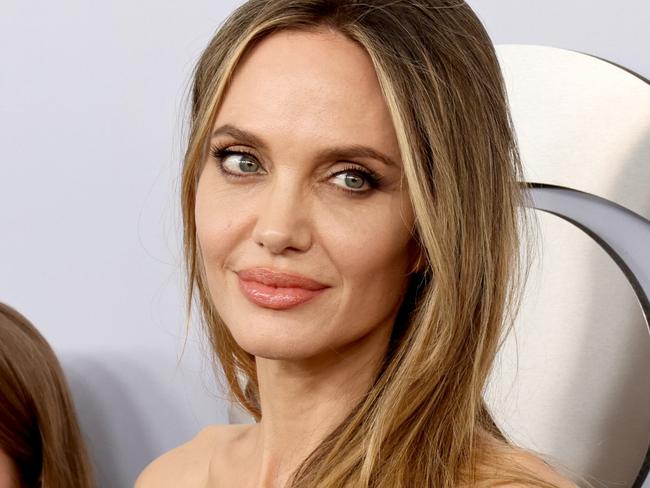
<box><xmin>223</xmin><ymin>154</ymin><xmax>262</xmax><ymax>175</ymax></box>
<box><xmin>211</xmin><ymin>147</ymin><xmax>264</xmax><ymax>177</ymax></box>
<box><xmin>329</xmin><ymin>166</ymin><xmax>382</xmax><ymax>195</ymax></box>
<box><xmin>331</xmin><ymin>172</ymin><xmax>370</xmax><ymax>192</ymax></box>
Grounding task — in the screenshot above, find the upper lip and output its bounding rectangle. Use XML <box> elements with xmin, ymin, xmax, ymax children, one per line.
<box><xmin>237</xmin><ymin>267</ymin><xmax>328</xmax><ymax>290</ymax></box>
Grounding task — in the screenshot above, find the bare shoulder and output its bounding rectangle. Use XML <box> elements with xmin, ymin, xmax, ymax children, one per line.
<box><xmin>134</xmin><ymin>424</ymin><xmax>232</xmax><ymax>488</ymax></box>
<box><xmin>495</xmin><ymin>447</ymin><xmax>580</xmax><ymax>488</ymax></box>
<box><xmin>476</xmin><ymin>434</ymin><xmax>579</xmax><ymax>488</ymax></box>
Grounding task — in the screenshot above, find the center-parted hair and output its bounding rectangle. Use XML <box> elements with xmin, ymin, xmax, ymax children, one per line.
<box><xmin>179</xmin><ymin>1</ymin><xmax>589</xmax><ymax>487</ymax></box>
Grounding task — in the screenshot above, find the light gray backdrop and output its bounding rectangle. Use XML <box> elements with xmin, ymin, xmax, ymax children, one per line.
<box><xmin>0</xmin><ymin>1</ymin><xmax>647</xmax><ymax>487</ymax></box>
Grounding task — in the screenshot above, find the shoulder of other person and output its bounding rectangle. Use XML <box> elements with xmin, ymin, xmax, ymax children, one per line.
<box><xmin>134</xmin><ymin>424</ymin><xmax>226</xmax><ymax>488</ymax></box>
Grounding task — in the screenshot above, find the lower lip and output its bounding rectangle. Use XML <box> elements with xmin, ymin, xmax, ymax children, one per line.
<box><xmin>237</xmin><ymin>276</ymin><xmax>326</xmax><ymax>310</ymax></box>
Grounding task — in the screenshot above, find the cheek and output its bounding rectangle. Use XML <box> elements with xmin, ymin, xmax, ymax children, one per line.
<box><xmin>319</xmin><ymin>199</ymin><xmax>413</xmax><ymax>296</ymax></box>
<box><xmin>194</xmin><ymin>171</ymin><xmax>252</xmax><ymax>269</ymax></box>
<box><xmin>323</xmin><ymin>191</ymin><xmax>413</xmax><ymax>264</ymax></box>
<box><xmin>330</xmin><ymin>220</ymin><xmax>409</xmax><ymax>273</ymax></box>
<box><xmin>195</xmin><ymin>197</ymin><xmax>229</xmax><ymax>266</ymax></box>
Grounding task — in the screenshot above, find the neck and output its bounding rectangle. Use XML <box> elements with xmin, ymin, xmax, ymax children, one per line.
<box><xmin>246</xmin><ymin>318</ymin><xmax>393</xmax><ymax>487</ymax></box>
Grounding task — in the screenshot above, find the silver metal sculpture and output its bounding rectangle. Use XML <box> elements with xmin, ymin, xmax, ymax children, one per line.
<box><xmin>526</xmin><ymin>182</ymin><xmax>650</xmax><ymax>488</ymax></box>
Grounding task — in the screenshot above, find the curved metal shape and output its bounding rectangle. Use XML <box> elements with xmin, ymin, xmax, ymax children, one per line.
<box><xmin>525</xmin><ymin>182</ymin><xmax>650</xmax><ymax>488</ymax></box>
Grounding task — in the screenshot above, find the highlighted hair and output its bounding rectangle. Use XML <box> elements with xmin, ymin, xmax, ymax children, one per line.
<box><xmin>180</xmin><ymin>1</ymin><xmax>595</xmax><ymax>487</ymax></box>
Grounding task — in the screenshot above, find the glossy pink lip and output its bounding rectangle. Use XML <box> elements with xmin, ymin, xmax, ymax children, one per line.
<box><xmin>236</xmin><ymin>267</ymin><xmax>329</xmax><ymax>310</ymax></box>
<box><xmin>237</xmin><ymin>268</ymin><xmax>328</xmax><ymax>290</ymax></box>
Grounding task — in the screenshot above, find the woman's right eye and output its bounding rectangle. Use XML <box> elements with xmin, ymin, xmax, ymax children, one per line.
<box><xmin>211</xmin><ymin>147</ymin><xmax>265</xmax><ymax>178</ymax></box>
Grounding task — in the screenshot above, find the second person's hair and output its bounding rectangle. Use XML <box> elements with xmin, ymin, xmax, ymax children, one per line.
<box><xmin>0</xmin><ymin>303</ymin><xmax>95</xmax><ymax>488</ymax></box>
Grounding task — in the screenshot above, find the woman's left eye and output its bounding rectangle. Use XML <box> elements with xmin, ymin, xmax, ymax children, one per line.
<box><xmin>329</xmin><ymin>168</ymin><xmax>381</xmax><ymax>194</ymax></box>
<box><xmin>210</xmin><ymin>145</ymin><xmax>383</xmax><ymax>196</ymax></box>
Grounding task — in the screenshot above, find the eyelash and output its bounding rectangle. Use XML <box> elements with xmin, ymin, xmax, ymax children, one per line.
<box><xmin>209</xmin><ymin>144</ymin><xmax>384</xmax><ymax>196</ymax></box>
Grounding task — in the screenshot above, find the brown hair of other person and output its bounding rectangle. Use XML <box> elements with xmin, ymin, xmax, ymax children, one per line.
<box><xmin>0</xmin><ymin>303</ymin><xmax>95</xmax><ymax>488</ymax></box>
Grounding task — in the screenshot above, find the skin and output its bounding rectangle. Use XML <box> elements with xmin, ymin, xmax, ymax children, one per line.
<box><xmin>135</xmin><ymin>27</ymin><xmax>578</xmax><ymax>488</ymax></box>
<box><xmin>0</xmin><ymin>449</ymin><xmax>18</xmax><ymax>488</ymax></box>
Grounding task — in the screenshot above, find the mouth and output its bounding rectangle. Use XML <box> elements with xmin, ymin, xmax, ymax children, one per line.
<box><xmin>236</xmin><ymin>267</ymin><xmax>329</xmax><ymax>310</ymax></box>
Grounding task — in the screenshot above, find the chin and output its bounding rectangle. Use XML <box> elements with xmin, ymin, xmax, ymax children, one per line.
<box><xmin>214</xmin><ymin>296</ymin><xmax>338</xmax><ymax>356</ymax></box>
<box><xmin>231</xmin><ymin>333</ymin><xmax>325</xmax><ymax>360</ymax></box>
<box><xmin>221</xmin><ymin>314</ymin><xmax>336</xmax><ymax>359</ymax></box>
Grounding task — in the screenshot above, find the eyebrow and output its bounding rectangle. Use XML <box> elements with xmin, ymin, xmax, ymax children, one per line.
<box><xmin>210</xmin><ymin>124</ymin><xmax>398</xmax><ymax>168</ymax></box>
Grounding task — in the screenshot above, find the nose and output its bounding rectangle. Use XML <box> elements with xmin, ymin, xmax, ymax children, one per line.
<box><xmin>251</xmin><ymin>177</ymin><xmax>312</xmax><ymax>255</ymax></box>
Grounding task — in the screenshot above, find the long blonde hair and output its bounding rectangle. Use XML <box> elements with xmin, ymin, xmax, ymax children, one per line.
<box><xmin>180</xmin><ymin>1</ymin><xmax>590</xmax><ymax>486</ymax></box>
<box><xmin>0</xmin><ymin>303</ymin><xmax>95</xmax><ymax>488</ymax></box>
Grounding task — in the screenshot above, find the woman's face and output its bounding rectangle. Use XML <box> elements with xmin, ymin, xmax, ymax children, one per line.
<box><xmin>195</xmin><ymin>28</ymin><xmax>418</xmax><ymax>360</ymax></box>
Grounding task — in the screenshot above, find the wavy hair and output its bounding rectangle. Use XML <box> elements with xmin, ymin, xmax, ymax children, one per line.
<box><xmin>0</xmin><ymin>303</ymin><xmax>95</xmax><ymax>488</ymax></box>
<box><xmin>180</xmin><ymin>1</ymin><xmax>593</xmax><ymax>486</ymax></box>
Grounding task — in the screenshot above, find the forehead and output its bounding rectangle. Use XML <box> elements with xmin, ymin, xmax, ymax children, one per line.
<box><xmin>214</xmin><ymin>28</ymin><xmax>399</xmax><ymax>159</ymax></box>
